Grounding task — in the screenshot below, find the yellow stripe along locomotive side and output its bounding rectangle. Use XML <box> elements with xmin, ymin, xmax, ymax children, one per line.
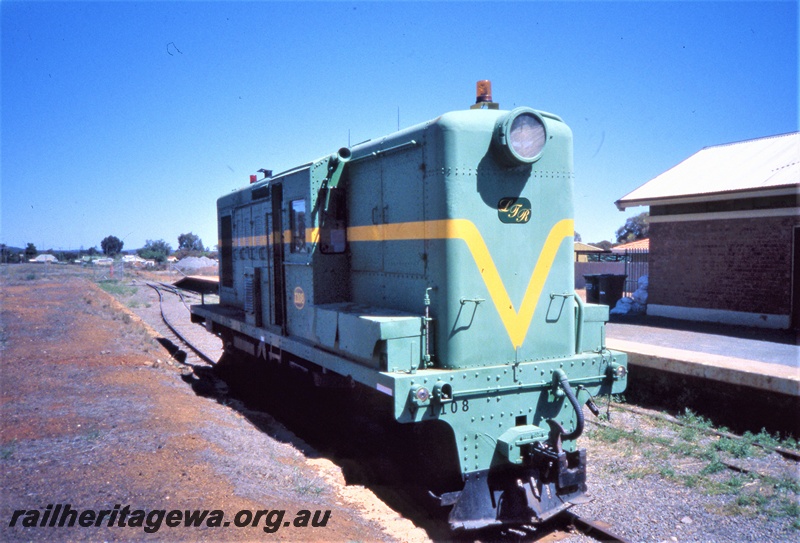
<box><xmin>238</xmin><ymin>217</ymin><xmax>575</xmax><ymax>349</ymax></box>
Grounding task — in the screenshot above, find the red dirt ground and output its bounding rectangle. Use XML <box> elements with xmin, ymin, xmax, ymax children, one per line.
<box><xmin>0</xmin><ymin>266</ymin><xmax>428</xmax><ymax>542</ymax></box>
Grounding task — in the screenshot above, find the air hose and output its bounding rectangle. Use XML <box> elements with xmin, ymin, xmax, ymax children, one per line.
<box><xmin>549</xmin><ymin>369</ymin><xmax>584</xmax><ymax>441</ymax></box>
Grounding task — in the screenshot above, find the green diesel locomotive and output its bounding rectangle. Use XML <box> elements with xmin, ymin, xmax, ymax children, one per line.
<box><xmin>191</xmin><ymin>81</ymin><xmax>628</xmax><ymax>531</ymax></box>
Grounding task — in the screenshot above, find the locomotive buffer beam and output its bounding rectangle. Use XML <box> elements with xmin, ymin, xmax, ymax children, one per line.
<box><xmin>437</xmin><ymin>449</ymin><xmax>589</xmax><ymax>531</ymax></box>
<box><xmin>431</xmin><ymin>426</ymin><xmax>592</xmax><ymax>531</ymax></box>
<box><xmin>431</xmin><ymin>371</ymin><xmax>600</xmax><ymax>531</ymax></box>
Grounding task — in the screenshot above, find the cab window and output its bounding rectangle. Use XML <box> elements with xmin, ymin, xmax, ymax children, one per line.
<box><xmin>290</xmin><ymin>199</ymin><xmax>306</xmax><ymax>253</ymax></box>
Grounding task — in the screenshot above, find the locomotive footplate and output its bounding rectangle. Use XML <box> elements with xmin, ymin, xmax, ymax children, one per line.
<box><xmin>436</xmin><ymin>448</ymin><xmax>589</xmax><ymax>531</ymax></box>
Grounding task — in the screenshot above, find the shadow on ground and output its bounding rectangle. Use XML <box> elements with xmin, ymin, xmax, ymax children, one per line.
<box><xmin>177</xmin><ymin>354</ymin><xmax>468</xmax><ymax>542</ymax></box>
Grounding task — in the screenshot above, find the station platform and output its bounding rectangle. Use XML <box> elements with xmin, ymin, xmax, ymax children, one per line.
<box><xmin>606</xmin><ymin>315</ymin><xmax>799</xmax><ymax>398</ymax></box>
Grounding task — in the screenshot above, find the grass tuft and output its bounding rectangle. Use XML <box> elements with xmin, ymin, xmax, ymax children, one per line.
<box><xmin>591</xmin><ymin>405</ymin><xmax>800</xmax><ymax>529</ymax></box>
<box><xmin>97</xmin><ymin>280</ymin><xmax>137</xmax><ymax>297</ymax></box>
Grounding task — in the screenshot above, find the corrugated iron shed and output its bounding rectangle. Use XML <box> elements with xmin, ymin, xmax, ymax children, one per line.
<box><xmin>617</xmin><ymin>132</ymin><xmax>799</xmax><ymax>209</ymax></box>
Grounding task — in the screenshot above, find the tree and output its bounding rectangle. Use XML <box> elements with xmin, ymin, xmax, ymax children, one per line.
<box><xmin>615</xmin><ymin>212</ymin><xmax>650</xmax><ymax>244</ymax></box>
<box><xmin>24</xmin><ymin>243</ymin><xmax>37</xmax><ymax>260</ymax></box>
<box><xmin>100</xmin><ymin>235</ymin><xmax>124</xmax><ymax>256</ymax></box>
<box><xmin>574</xmin><ymin>231</ymin><xmax>582</xmax><ymax>242</ymax></box>
<box><xmin>55</xmin><ymin>250</ymin><xmax>77</xmax><ymax>263</ymax></box>
<box><xmin>178</xmin><ymin>232</ymin><xmax>204</xmax><ymax>252</ymax></box>
<box><xmin>1</xmin><ymin>245</ymin><xmax>22</xmax><ymax>263</ymax></box>
<box><xmin>590</xmin><ymin>240</ymin><xmax>613</xmax><ymax>251</ymax></box>
<box><xmin>138</xmin><ymin>239</ymin><xmax>172</xmax><ymax>263</ymax></box>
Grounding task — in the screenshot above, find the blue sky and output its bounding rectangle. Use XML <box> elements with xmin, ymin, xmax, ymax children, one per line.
<box><xmin>2</xmin><ymin>1</ymin><xmax>797</xmax><ymax>252</ymax></box>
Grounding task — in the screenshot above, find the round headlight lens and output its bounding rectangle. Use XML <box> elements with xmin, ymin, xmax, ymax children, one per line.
<box><xmin>493</xmin><ymin>108</ymin><xmax>548</xmax><ymax>166</ymax></box>
<box><xmin>508</xmin><ymin>113</ymin><xmax>546</xmax><ymax>160</ymax></box>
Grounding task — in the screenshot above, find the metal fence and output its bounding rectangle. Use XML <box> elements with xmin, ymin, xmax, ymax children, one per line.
<box><xmin>574</xmin><ymin>249</ymin><xmax>649</xmax><ymax>296</ymax></box>
<box><xmin>91</xmin><ymin>261</ymin><xmax>125</xmax><ymax>281</ymax></box>
<box><xmin>622</xmin><ymin>249</ymin><xmax>649</xmax><ymax>296</ymax></box>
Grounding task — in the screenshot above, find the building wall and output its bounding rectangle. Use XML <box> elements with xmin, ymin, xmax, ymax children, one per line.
<box><xmin>649</xmin><ymin>215</ymin><xmax>798</xmax><ymax>316</ymax></box>
<box><xmin>574</xmin><ymin>261</ymin><xmax>625</xmax><ymax>288</ymax></box>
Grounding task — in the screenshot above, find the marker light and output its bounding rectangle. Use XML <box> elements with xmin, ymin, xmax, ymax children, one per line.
<box><xmin>409</xmin><ymin>386</ymin><xmax>431</xmax><ymax>408</ymax></box>
<box><xmin>609</xmin><ymin>363</ymin><xmax>628</xmax><ymax>381</ymax></box>
<box><xmin>476</xmin><ymin>80</ymin><xmax>493</xmax><ymax>103</ymax></box>
<box><xmin>493</xmin><ymin>107</ymin><xmax>547</xmax><ymax>166</ymax></box>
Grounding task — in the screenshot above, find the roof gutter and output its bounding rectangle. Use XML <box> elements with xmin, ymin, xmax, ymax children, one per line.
<box><xmin>616</xmin><ymin>184</ymin><xmax>799</xmax><ymax>211</ymax></box>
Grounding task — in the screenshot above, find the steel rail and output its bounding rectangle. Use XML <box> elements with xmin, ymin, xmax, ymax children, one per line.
<box><xmin>563</xmin><ymin>512</ymin><xmax>634</xmax><ymax>543</ymax></box>
<box><xmin>610</xmin><ymin>402</ymin><xmax>800</xmax><ymax>462</ymax></box>
<box><xmin>146</xmin><ymin>282</ymin><xmax>217</xmax><ymax>366</ymax></box>
<box><xmin>153</xmin><ymin>281</ymin><xmax>198</xmax><ymax>312</ymax></box>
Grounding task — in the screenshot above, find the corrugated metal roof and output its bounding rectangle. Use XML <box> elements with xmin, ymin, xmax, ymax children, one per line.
<box><xmin>574</xmin><ymin>242</ymin><xmax>604</xmax><ymax>252</ymax></box>
<box><xmin>617</xmin><ymin>132</ymin><xmax>799</xmax><ymax>209</ymax></box>
<box><xmin>612</xmin><ymin>238</ymin><xmax>649</xmax><ymax>252</ymax></box>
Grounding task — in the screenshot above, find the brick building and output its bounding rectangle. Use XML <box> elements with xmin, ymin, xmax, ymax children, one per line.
<box><xmin>616</xmin><ymin>132</ymin><xmax>799</xmax><ymax>330</ymax></box>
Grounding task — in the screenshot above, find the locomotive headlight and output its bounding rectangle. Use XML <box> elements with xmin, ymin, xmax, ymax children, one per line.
<box><xmin>509</xmin><ymin>113</ymin><xmax>546</xmax><ymax>159</ymax></box>
<box><xmin>493</xmin><ymin>108</ymin><xmax>547</xmax><ymax>166</ymax></box>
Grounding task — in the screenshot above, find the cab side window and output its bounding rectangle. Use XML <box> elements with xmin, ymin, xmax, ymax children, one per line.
<box><xmin>290</xmin><ymin>199</ymin><xmax>306</xmax><ymax>253</ymax></box>
<box><xmin>220</xmin><ymin>215</ymin><xmax>233</xmax><ymax>287</ymax></box>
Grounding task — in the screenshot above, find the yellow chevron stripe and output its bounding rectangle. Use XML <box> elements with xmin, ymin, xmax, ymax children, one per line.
<box><xmin>348</xmin><ymin>218</ymin><xmax>574</xmax><ymax>348</ymax></box>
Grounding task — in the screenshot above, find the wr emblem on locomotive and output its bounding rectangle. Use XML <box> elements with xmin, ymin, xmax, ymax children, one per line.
<box><xmin>293</xmin><ymin>287</ymin><xmax>305</xmax><ymax>310</ymax></box>
<box><xmin>498</xmin><ymin>197</ymin><xmax>532</xmax><ymax>223</ymax></box>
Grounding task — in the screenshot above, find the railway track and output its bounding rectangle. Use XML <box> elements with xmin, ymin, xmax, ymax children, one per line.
<box><xmin>490</xmin><ymin>511</ymin><xmax>632</xmax><ymax>543</ymax></box>
<box><xmin>558</xmin><ymin>512</ymin><xmax>633</xmax><ymax>543</ymax></box>
<box><xmin>143</xmin><ymin>281</ymin><xmax>221</xmax><ymax>367</ymax></box>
